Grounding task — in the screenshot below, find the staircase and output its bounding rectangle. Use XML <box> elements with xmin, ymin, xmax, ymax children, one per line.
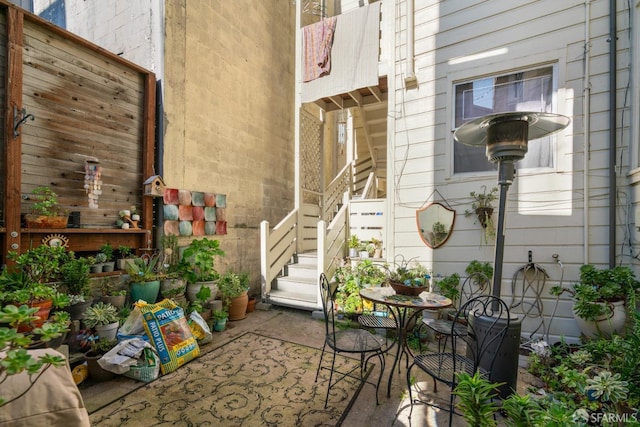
<box><xmin>267</xmin><ymin>252</ymin><xmax>320</xmax><ymax>311</ymax></box>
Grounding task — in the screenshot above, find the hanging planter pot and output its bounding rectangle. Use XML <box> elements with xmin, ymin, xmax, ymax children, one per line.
<box><xmin>475</xmin><ymin>207</ymin><xmax>494</xmax><ymax>229</ymax></box>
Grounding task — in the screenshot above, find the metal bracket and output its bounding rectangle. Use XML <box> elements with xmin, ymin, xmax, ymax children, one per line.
<box><xmin>13</xmin><ymin>106</ymin><xmax>35</xmax><ymax>139</ymax></box>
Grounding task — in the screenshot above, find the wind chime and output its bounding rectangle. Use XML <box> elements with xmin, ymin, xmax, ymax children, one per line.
<box><xmin>84</xmin><ymin>157</ymin><xmax>102</xmax><ymax>209</ymax></box>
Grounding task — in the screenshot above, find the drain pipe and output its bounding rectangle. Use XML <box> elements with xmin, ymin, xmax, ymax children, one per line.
<box><xmin>404</xmin><ymin>0</ymin><xmax>417</xmax><ymax>88</ymax></box>
<box><xmin>608</xmin><ymin>0</ymin><xmax>617</xmax><ymax>268</ymax></box>
<box><xmin>583</xmin><ymin>1</ymin><xmax>592</xmax><ymax>265</ymax></box>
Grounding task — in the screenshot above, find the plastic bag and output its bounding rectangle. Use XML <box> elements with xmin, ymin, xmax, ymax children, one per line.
<box><xmin>140</xmin><ymin>299</ymin><xmax>200</xmax><ymax>374</ymax></box>
<box><xmin>119</xmin><ymin>302</ymin><xmax>147</xmax><ymax>336</ymax></box>
<box><xmin>98</xmin><ymin>338</ymin><xmax>154</xmax><ymax>374</ymax></box>
<box><xmin>189</xmin><ymin>310</ymin><xmax>212</xmax><ymax>344</ymax></box>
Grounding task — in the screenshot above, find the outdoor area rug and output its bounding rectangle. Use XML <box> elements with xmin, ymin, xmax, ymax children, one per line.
<box><xmin>89</xmin><ymin>332</ymin><xmax>370</xmax><ymax>426</ymax></box>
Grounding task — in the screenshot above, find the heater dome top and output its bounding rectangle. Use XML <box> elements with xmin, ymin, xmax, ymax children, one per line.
<box><xmin>453</xmin><ymin>111</ymin><xmax>570</xmax><ymax>147</ymax></box>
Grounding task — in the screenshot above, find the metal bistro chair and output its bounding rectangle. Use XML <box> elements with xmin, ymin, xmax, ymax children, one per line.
<box><xmin>406</xmin><ymin>294</ymin><xmax>511</xmax><ymax>427</ymax></box>
<box><xmin>357</xmin><ymin>263</ymin><xmax>397</xmax><ymax>333</ymax></box>
<box><xmin>315</xmin><ymin>273</ymin><xmax>386</xmax><ymax>408</ymax></box>
<box><xmin>421</xmin><ymin>272</ymin><xmax>491</xmax><ymax>353</ymax></box>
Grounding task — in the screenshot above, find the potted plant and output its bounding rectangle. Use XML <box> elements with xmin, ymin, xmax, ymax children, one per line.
<box><xmin>125</xmin><ymin>254</ymin><xmax>161</xmax><ymax>304</ymax></box>
<box><xmin>551</xmin><ymin>264</ymin><xmax>640</xmax><ymax>338</ymax></box>
<box><xmin>212</xmin><ymin>308</ymin><xmax>228</xmax><ymax>332</ymax></box>
<box><xmin>0</xmin><ymin>246</ymin><xmax>70</xmax><ymax>330</ymax></box>
<box><xmin>60</xmin><ymin>254</ymin><xmax>94</xmax><ymax>320</ymax></box>
<box><xmin>99</xmin><ymin>243</ymin><xmax>116</xmax><ymax>272</ymax></box>
<box><xmin>117</xmin><ymin>245</ymin><xmax>135</xmax><ymax>270</ymax></box>
<box><xmin>370</xmin><ymin>237</ymin><xmax>383</xmax><ymax>258</ymax></box>
<box><xmin>188</xmin><ymin>285</ymin><xmax>212</xmax><ymax>322</ymax></box>
<box><xmin>218</xmin><ymin>271</ymin><xmax>249</xmax><ymax>321</ymax></box>
<box><xmin>91</xmin><ymin>253</ymin><xmax>107</xmax><ymax>274</ymax></box>
<box><xmin>0</xmin><ymin>304</ymin><xmax>69</xmax><ymax>406</ymax></box>
<box><xmin>83</xmin><ymin>337</ymin><xmax>116</xmax><ymax>382</ymax></box>
<box><xmin>434</xmin><ymin>273</ymin><xmax>461</xmax><ymax>305</ymax></box>
<box><xmin>83</xmin><ymin>301</ymin><xmax>120</xmax><ymax>341</ymax></box>
<box><xmin>99</xmin><ymin>279</ymin><xmax>127</xmax><ymax>309</ymax></box>
<box><xmin>464</xmin><ymin>186</ymin><xmax>498</xmax><ymax>244</ymax></box>
<box><xmin>24</xmin><ymin>186</ymin><xmax>69</xmax><ymax>229</ymax></box>
<box><xmin>348</xmin><ymin>235</ymin><xmax>360</xmax><ymax>258</ymax></box>
<box><xmin>181</xmin><ymin>238</ymin><xmax>225</xmax><ymax>303</ymax></box>
<box><xmin>159</xmin><ymin>235</ymin><xmax>186</xmax><ymax>302</ymax></box>
<box><xmin>385</xmin><ymin>257</ymin><xmax>431</xmax><ymax>295</ymax></box>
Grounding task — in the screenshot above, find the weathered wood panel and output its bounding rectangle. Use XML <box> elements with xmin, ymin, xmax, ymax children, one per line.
<box><xmin>19</xmin><ymin>17</ymin><xmax>146</xmax><ymax>227</ymax></box>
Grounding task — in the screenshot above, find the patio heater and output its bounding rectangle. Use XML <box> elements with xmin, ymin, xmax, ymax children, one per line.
<box><xmin>454</xmin><ymin>111</ymin><xmax>571</xmax><ymax>397</ymax></box>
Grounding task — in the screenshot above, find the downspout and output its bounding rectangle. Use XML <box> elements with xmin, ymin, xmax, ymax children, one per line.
<box><xmin>583</xmin><ymin>1</ymin><xmax>591</xmax><ymax>264</ymax></box>
<box><xmin>609</xmin><ymin>0</ymin><xmax>617</xmax><ymax>267</ymax></box>
<box><xmin>404</xmin><ymin>0</ymin><xmax>417</xmax><ymax>88</ymax></box>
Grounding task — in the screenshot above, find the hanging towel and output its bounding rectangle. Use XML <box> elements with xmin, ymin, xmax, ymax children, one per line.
<box><xmin>303</xmin><ymin>16</ymin><xmax>338</xmax><ymax>82</ymax></box>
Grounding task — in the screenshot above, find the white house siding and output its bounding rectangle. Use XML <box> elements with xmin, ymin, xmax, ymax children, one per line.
<box><xmin>387</xmin><ymin>0</ymin><xmax>634</xmax><ymax>343</ymax></box>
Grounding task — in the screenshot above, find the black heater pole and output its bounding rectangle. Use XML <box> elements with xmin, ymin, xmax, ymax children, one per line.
<box><xmin>453</xmin><ymin>111</ymin><xmax>570</xmax><ymax>399</ymax></box>
<box><xmin>491</xmin><ymin>161</ymin><xmax>514</xmax><ymax>300</ymax></box>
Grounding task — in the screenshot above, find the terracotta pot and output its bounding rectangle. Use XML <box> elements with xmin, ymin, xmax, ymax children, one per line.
<box><xmin>16</xmin><ymin>299</ymin><xmax>53</xmax><ymax>332</ymax></box>
<box><xmin>246</xmin><ymin>297</ymin><xmax>257</xmax><ymax>313</ymax></box>
<box><xmin>25</xmin><ymin>215</ymin><xmax>69</xmax><ymax>228</ymax></box>
<box><xmin>186</xmin><ymin>281</ymin><xmax>218</xmax><ymax>303</ymax></box>
<box><xmin>228</xmin><ymin>291</ymin><xmax>248</xmax><ymax>321</ymax></box>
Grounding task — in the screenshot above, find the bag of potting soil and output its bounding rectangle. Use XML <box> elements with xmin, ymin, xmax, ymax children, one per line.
<box><xmin>140</xmin><ymin>299</ymin><xmax>200</xmax><ymax>374</ymax></box>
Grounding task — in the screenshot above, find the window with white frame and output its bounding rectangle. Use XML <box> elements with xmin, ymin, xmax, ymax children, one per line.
<box><xmin>453</xmin><ymin>65</ymin><xmax>555</xmax><ymax>174</ymax></box>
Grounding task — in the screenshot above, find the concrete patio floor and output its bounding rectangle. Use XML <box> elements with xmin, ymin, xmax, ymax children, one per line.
<box><xmin>81</xmin><ymin>305</ymin><xmax>535</xmax><ymax>426</ymax></box>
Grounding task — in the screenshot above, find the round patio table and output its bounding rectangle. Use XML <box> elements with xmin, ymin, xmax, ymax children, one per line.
<box><xmin>359</xmin><ymin>287</ymin><xmax>452</xmax><ymax>397</ymax></box>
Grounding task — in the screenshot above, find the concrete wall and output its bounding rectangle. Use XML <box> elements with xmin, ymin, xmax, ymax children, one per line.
<box><xmin>61</xmin><ymin>1</ymin><xmax>297</xmax><ymax>295</ymax></box>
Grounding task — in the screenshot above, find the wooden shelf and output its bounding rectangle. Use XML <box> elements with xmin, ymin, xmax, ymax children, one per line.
<box><xmin>19</xmin><ymin>228</ymin><xmax>151</xmax><ymax>253</ymax></box>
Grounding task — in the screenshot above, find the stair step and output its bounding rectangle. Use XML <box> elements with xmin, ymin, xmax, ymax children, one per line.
<box><xmin>268</xmin><ymin>289</ymin><xmax>319</xmax><ymax>311</ymax></box>
<box><xmin>285</xmin><ymin>263</ymin><xmax>317</xmax><ymax>280</ymax></box>
<box><xmin>275</xmin><ymin>276</ymin><xmax>317</xmax><ymax>294</ymax></box>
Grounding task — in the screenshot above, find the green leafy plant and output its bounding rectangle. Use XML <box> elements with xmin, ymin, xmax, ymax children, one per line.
<box><xmin>550</xmin><ymin>264</ymin><xmax>639</xmax><ymax>321</ymax></box>
<box><xmin>453</xmin><ymin>370</ymin><xmax>502</xmax><ymax>427</ymax></box>
<box><xmin>60</xmin><ymin>254</ymin><xmax>92</xmax><ymax>298</ymax></box>
<box><xmin>94</xmin><ymin>253</ymin><xmax>107</xmax><ymax>264</ymax></box>
<box><xmin>434</xmin><ymin>273</ymin><xmax>461</xmax><ymax>304</ymax></box>
<box><xmin>125</xmin><ymin>255</ymin><xmax>160</xmax><ymax>283</ymax></box>
<box><xmin>27</xmin><ymin>186</ymin><xmax>65</xmax><ymax>217</ymax></box>
<box><xmin>83</xmin><ymin>302</ymin><xmax>119</xmax><ymax>328</ymax></box>
<box><xmin>0</xmin><ymin>304</ymin><xmax>69</xmax><ymax>407</ymax></box>
<box><xmin>348</xmin><ymin>235</ymin><xmax>360</xmax><ymax>249</ymax></box>
<box><xmin>213</xmin><ymin>308</ymin><xmax>228</xmax><ymax>320</ymax></box>
<box><xmin>333</xmin><ymin>260</ymin><xmax>387</xmax><ymax>314</ymax></box>
<box><xmin>218</xmin><ymin>272</ymin><xmax>249</xmax><ymax>299</ymax></box>
<box><xmin>465</xmin><ymin>260</ymin><xmax>494</xmax><ymax>280</ymax></box>
<box><xmin>189</xmin><ymin>285</ymin><xmax>212</xmax><ymax>314</ymax></box>
<box><xmin>118</xmin><ymin>245</ymin><xmax>134</xmax><ymax>259</ymax></box>
<box><xmin>181</xmin><ymin>238</ymin><xmax>225</xmax><ymax>284</ymax></box>
<box><xmin>465</xmin><ymin>186</ymin><xmax>498</xmax><ymax>243</ymax></box>
<box><xmin>100</xmin><ymin>243</ymin><xmax>114</xmax><ymax>262</ymax></box>
<box><xmin>500</xmin><ymin>393</ymin><xmax>542</xmax><ymax>427</ymax></box>
<box><xmin>386</xmin><ymin>256</ymin><xmax>430</xmax><ymax>287</ymax></box>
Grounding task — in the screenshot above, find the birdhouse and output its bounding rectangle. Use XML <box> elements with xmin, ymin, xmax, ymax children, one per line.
<box><xmin>143</xmin><ymin>175</ymin><xmax>166</xmax><ymax>197</ymax></box>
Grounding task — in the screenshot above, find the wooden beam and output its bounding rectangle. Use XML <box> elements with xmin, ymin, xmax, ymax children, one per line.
<box><xmin>5</xmin><ymin>7</ymin><xmax>24</xmax><ymax>261</ymax></box>
<box><xmin>368</xmin><ymin>86</ymin><xmax>382</xmax><ymax>102</ymax></box>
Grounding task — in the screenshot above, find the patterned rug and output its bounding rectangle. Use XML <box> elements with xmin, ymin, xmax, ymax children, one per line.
<box><xmin>89</xmin><ymin>332</ymin><xmax>369</xmax><ymax>426</ymax></box>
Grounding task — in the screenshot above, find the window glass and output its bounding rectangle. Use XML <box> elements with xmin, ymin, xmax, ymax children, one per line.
<box><xmin>453</xmin><ymin>66</ymin><xmax>554</xmax><ymax>174</ymax></box>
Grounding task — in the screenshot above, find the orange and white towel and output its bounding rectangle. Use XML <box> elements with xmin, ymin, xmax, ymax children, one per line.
<box><xmin>302</xmin><ymin>16</ymin><xmax>338</xmax><ymax>82</ymax></box>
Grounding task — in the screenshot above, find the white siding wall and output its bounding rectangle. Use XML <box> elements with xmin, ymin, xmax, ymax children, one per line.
<box><xmin>388</xmin><ymin>0</ymin><xmax>634</xmax><ymax>343</ymax></box>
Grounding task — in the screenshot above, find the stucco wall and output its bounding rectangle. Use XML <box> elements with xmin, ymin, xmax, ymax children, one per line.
<box><xmin>163</xmin><ymin>2</ymin><xmax>296</xmax><ymax>285</ymax></box>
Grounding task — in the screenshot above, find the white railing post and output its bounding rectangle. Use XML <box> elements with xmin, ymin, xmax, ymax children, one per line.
<box><xmin>317</xmin><ymin>219</ymin><xmax>327</xmax><ymax>304</ymax></box>
<box><xmin>260</xmin><ymin>220</ymin><xmax>270</xmax><ymax>298</ymax></box>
